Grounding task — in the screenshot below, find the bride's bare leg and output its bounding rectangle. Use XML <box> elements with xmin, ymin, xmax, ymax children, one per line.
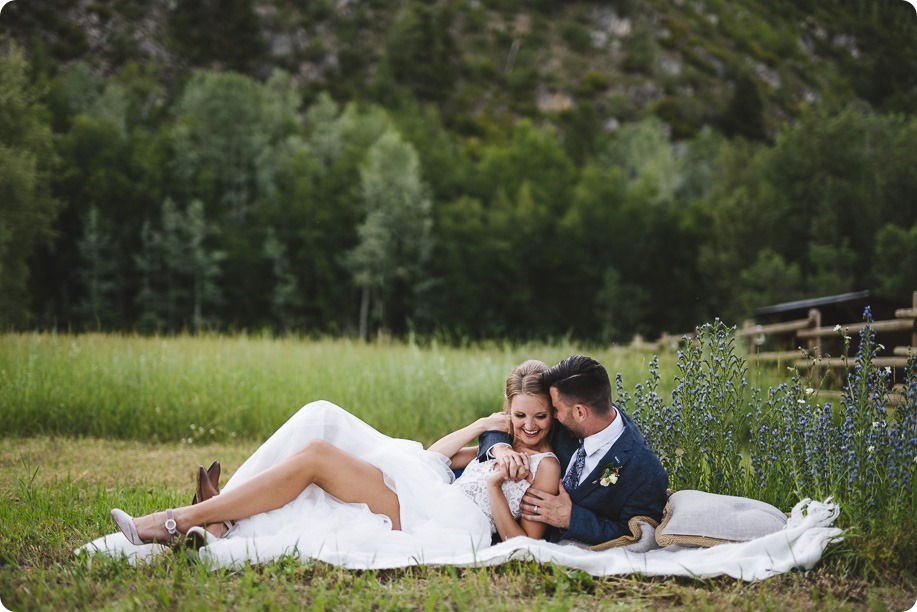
<box><xmin>131</xmin><ymin>440</ymin><xmax>401</xmax><ymax>541</ymax></box>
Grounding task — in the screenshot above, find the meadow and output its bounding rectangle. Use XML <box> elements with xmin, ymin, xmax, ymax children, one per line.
<box><xmin>0</xmin><ymin>330</ymin><xmax>914</xmax><ymax>610</ymax></box>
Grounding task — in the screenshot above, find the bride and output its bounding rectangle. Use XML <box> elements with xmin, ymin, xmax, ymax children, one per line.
<box><xmin>100</xmin><ymin>360</ymin><xmax>560</xmax><ymax>567</ymax></box>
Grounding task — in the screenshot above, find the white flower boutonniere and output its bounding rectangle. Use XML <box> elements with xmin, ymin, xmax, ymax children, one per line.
<box><xmin>597</xmin><ymin>461</ymin><xmax>621</xmax><ymax>486</ymax></box>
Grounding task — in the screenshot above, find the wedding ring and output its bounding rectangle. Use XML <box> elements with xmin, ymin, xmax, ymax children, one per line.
<box><xmin>534</xmin><ymin>505</ymin><xmax>539</xmax><ymax>514</ymax></box>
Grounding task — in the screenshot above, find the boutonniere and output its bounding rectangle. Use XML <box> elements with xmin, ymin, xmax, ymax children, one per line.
<box><xmin>596</xmin><ymin>457</ymin><xmax>622</xmax><ymax>486</ymax></box>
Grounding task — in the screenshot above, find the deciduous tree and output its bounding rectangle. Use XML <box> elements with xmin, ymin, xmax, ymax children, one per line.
<box><xmin>344</xmin><ymin>130</ymin><xmax>432</xmax><ymax>340</ymax></box>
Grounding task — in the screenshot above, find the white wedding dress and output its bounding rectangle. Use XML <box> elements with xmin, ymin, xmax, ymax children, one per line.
<box><xmin>454</xmin><ymin>452</ymin><xmax>557</xmax><ymax>535</ymax></box>
<box><xmin>79</xmin><ymin>401</ymin><xmax>550</xmax><ymax>569</ymax></box>
<box><xmin>201</xmin><ymin>401</ymin><xmax>495</xmax><ymax>568</ymax></box>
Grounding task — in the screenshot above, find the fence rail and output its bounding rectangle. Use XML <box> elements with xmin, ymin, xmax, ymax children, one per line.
<box><xmin>648</xmin><ymin>291</ymin><xmax>916</xmax><ymax>372</ymax></box>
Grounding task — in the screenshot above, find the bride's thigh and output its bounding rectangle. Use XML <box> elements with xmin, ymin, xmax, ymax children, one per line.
<box><xmin>298</xmin><ymin>440</ymin><xmax>402</xmax><ymax>530</ymax></box>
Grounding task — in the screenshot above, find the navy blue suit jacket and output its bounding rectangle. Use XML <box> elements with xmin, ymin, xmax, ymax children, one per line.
<box><xmin>478</xmin><ymin>408</ymin><xmax>668</xmax><ymax>545</ymax></box>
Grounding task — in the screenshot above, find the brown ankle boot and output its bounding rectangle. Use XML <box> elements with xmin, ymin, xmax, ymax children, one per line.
<box><xmin>192</xmin><ymin>460</ymin><xmax>221</xmax><ymax>505</ymax></box>
<box><xmin>206</xmin><ymin>460</ymin><xmax>221</xmax><ymax>494</ymax></box>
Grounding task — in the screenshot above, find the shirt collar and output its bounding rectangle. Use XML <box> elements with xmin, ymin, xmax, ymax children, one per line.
<box><xmin>582</xmin><ymin>408</ymin><xmax>624</xmax><ymax>457</ymax></box>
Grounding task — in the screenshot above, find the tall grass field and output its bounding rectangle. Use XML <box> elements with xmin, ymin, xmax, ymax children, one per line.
<box><xmin>1</xmin><ymin>327</ymin><xmax>914</xmax><ymax>609</ymax></box>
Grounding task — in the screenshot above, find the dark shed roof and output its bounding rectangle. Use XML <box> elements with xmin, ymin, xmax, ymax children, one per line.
<box><xmin>753</xmin><ymin>290</ymin><xmax>907</xmax><ymax>324</ymax></box>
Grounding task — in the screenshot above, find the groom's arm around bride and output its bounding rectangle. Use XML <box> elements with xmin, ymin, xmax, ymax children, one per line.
<box><xmin>479</xmin><ymin>355</ymin><xmax>668</xmax><ymax>545</ymax></box>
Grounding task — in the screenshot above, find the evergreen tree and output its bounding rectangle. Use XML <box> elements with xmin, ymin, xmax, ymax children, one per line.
<box><xmin>424</xmin><ymin>195</ymin><xmax>489</xmax><ymax>338</ymax></box>
<box><xmin>76</xmin><ymin>206</ymin><xmax>119</xmax><ymax>329</ymax></box>
<box><xmin>720</xmin><ymin>72</ymin><xmax>768</xmax><ymax>141</ymax></box>
<box><xmin>263</xmin><ymin>227</ymin><xmax>303</xmax><ymax>332</ymax></box>
<box><xmin>385</xmin><ymin>2</ymin><xmax>459</xmax><ymax>102</ymax></box>
<box><xmin>873</xmin><ymin>224</ymin><xmax>917</xmax><ymax>299</ymax></box>
<box><xmin>0</xmin><ymin>43</ymin><xmax>61</xmax><ymax>327</ymax></box>
<box><xmin>39</xmin><ymin>113</ymin><xmax>133</xmax><ymax>327</ymax></box>
<box><xmin>737</xmin><ymin>249</ymin><xmax>804</xmax><ymax>315</ymax></box>
<box><xmin>185</xmin><ymin>200</ymin><xmax>225</xmax><ymax>332</ymax></box>
<box><xmin>596</xmin><ymin>267</ymin><xmax>650</xmax><ymax>344</ymax></box>
<box><xmin>135</xmin><ymin>218</ymin><xmax>173</xmax><ymax>332</ymax></box>
<box><xmin>135</xmin><ymin>199</ymin><xmax>223</xmax><ymax>332</ymax></box>
<box><xmin>167</xmin><ymin>0</ymin><xmax>266</xmax><ymax>74</ymax></box>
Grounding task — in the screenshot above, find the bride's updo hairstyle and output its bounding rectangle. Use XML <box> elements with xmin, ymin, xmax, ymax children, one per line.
<box><xmin>502</xmin><ymin>359</ymin><xmax>551</xmax><ymax>412</ymax></box>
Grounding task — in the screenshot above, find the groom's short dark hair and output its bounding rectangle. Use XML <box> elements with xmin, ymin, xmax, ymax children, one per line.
<box><xmin>540</xmin><ymin>355</ymin><xmax>613</xmax><ymax>415</ymax></box>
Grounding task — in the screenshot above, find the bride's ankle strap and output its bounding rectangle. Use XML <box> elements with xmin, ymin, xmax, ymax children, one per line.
<box><xmin>164</xmin><ymin>509</ymin><xmax>178</xmax><ymax>536</ymax></box>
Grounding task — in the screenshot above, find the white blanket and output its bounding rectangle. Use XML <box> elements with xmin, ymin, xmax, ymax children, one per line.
<box><xmin>77</xmin><ymin>498</ymin><xmax>842</xmax><ymax>582</ymax></box>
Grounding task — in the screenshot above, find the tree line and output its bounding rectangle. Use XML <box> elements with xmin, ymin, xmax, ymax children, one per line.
<box><xmin>2</xmin><ymin>43</ymin><xmax>915</xmax><ymax>342</ymax></box>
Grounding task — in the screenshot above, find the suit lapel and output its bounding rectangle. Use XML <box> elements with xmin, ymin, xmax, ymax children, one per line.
<box><xmin>569</xmin><ymin>418</ymin><xmax>638</xmax><ymax>501</ymax></box>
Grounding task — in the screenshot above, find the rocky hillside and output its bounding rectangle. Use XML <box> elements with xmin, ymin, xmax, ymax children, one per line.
<box><xmin>3</xmin><ymin>0</ymin><xmax>914</xmax><ymax>141</ymax></box>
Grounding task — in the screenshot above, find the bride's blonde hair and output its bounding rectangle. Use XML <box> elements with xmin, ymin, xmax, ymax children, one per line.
<box><xmin>502</xmin><ymin>359</ymin><xmax>550</xmax><ymax>412</ymax></box>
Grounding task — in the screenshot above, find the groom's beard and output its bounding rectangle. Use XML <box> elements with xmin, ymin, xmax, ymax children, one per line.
<box><xmin>558</xmin><ymin>413</ymin><xmax>587</xmax><ymax>440</ymax></box>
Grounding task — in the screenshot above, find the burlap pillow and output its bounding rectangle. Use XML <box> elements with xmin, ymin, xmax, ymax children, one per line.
<box><xmin>586</xmin><ymin>515</ymin><xmax>660</xmax><ymax>553</ymax></box>
<box><xmin>655</xmin><ymin>490</ymin><xmax>787</xmax><ymax>548</ymax></box>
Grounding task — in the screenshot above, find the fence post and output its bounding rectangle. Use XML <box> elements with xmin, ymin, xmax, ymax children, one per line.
<box><xmin>742</xmin><ymin>319</ymin><xmax>756</xmax><ymax>356</ymax></box>
<box><xmin>912</xmin><ymin>291</ymin><xmax>917</xmax><ymax>352</ymax></box>
<box><xmin>806</xmin><ymin>308</ymin><xmax>822</xmax><ymax>358</ymax></box>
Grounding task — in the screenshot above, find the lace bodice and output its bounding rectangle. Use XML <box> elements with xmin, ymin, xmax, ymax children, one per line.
<box><xmin>454</xmin><ymin>452</ymin><xmax>558</xmax><ymax>534</ymax></box>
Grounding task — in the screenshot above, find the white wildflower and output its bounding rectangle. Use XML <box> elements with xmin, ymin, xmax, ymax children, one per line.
<box><xmin>877</xmin><ymin>343</ymin><xmax>885</xmax><ymax>351</ymax></box>
<box><xmin>884</xmin><ymin>366</ymin><xmax>892</xmax><ymax>375</ymax></box>
<box><xmin>805</xmin><ymin>388</ymin><xmax>815</xmax><ymax>395</ymax></box>
<box><xmin>867</xmin><ymin>445</ymin><xmax>875</xmax><ymax>453</ymax></box>
<box><xmin>797</xmin><ymin>399</ymin><xmax>806</xmax><ymax>404</ymax></box>
<box><xmin>190</xmin><ymin>424</ymin><xmax>196</xmax><ymax>430</ymax></box>
<box><xmin>833</xmin><ymin>324</ymin><xmax>842</xmax><ymax>332</ymax></box>
<box><xmin>210</xmin><ymin>428</ymin><xmax>215</xmax><ymax>435</ymax></box>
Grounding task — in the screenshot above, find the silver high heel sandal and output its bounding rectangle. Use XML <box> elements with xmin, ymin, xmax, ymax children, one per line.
<box><xmin>111</xmin><ymin>508</ymin><xmax>179</xmax><ymax>546</ymax></box>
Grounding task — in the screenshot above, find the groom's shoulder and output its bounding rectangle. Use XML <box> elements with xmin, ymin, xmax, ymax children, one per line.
<box><xmin>617</xmin><ymin>410</ymin><xmax>665</xmax><ymax>465</ymax></box>
<box><xmin>617</xmin><ymin>408</ymin><xmax>649</xmax><ymax>442</ymax></box>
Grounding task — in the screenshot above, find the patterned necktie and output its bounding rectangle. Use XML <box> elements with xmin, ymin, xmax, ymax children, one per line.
<box><xmin>563</xmin><ymin>440</ymin><xmax>586</xmax><ymax>491</ymax></box>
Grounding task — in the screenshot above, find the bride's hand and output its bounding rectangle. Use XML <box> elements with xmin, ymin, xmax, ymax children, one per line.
<box><xmin>478</xmin><ymin>412</ymin><xmax>511</xmax><ymax>434</ymax></box>
<box><xmin>494</xmin><ymin>449</ymin><xmax>530</xmax><ymax>482</ymax></box>
<box><xmin>488</xmin><ymin>465</ymin><xmax>509</xmax><ymax>487</ymax></box>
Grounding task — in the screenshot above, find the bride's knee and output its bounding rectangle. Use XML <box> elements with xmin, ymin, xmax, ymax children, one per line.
<box><xmin>292</xmin><ymin>439</ymin><xmax>342</xmax><ymax>482</ymax></box>
<box><xmin>293</xmin><ymin>400</ymin><xmax>346</xmax><ymax>422</ymax></box>
<box><xmin>294</xmin><ymin>439</ymin><xmax>332</xmax><ymax>460</ymax></box>
<box><xmin>306</xmin><ymin>400</ymin><xmax>340</xmax><ymax>412</ymax></box>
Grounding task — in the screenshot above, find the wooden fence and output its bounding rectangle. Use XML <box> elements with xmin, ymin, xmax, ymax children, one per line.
<box><xmin>647</xmin><ymin>291</ymin><xmax>916</xmax><ymax>371</ymax></box>
<box><xmin>737</xmin><ymin>290</ymin><xmax>916</xmax><ymax>370</ymax></box>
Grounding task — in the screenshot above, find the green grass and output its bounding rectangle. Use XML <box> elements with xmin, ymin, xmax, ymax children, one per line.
<box><xmin>1</xmin><ymin>437</ymin><xmax>913</xmax><ymax>610</ymax></box>
<box><xmin>0</xmin><ymin>332</ymin><xmax>675</xmax><ymax>445</ymax></box>
<box><xmin>1</xmin><ymin>333</ymin><xmax>914</xmax><ymax>609</ymax></box>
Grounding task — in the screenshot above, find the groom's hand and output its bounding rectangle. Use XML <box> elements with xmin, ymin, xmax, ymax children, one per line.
<box><xmin>520</xmin><ymin>480</ymin><xmax>572</xmax><ymax>529</ymax></box>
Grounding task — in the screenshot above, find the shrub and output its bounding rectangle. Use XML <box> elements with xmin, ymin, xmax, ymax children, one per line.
<box><xmin>621</xmin><ymin>311</ymin><xmax>916</xmax><ymax>573</ymax></box>
<box><xmin>622</xmin><ymin>319</ymin><xmax>746</xmax><ymax>494</ymax></box>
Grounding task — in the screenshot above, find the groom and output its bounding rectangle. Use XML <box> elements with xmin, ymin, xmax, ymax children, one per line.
<box><xmin>479</xmin><ymin>355</ymin><xmax>668</xmax><ymax>545</ymax></box>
